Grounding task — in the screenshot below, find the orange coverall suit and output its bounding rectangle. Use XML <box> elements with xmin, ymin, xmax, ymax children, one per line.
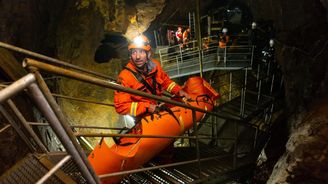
<box><xmin>114</xmin><ymin>59</ymin><xmax>182</xmax><ymax>117</ymax></box>
<box><xmin>219</xmin><ymin>35</ymin><xmax>229</xmax><ymax>48</ymax></box>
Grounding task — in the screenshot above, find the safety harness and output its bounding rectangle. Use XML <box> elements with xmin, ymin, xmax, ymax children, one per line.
<box><xmin>113</xmin><ymin>66</ymin><xmax>180</xmax><ymax>146</ymax></box>
<box><xmin>123</xmin><ymin>66</ymin><xmax>159</xmax><ymax>95</ymax></box>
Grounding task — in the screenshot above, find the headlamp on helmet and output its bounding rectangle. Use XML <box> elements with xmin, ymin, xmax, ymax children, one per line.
<box><xmin>133</xmin><ymin>36</ymin><xmax>146</xmax><ymax>47</ymax></box>
<box><xmin>128</xmin><ymin>35</ymin><xmax>151</xmax><ymax>51</ymax></box>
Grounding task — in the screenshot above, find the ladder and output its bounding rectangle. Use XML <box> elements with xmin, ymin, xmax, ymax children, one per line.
<box><xmin>188</xmin><ymin>12</ymin><xmax>196</xmax><ymax>40</ymax></box>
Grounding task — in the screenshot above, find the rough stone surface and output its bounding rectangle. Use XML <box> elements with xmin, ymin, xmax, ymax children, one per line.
<box><xmin>267</xmin><ymin>97</ymin><xmax>328</xmax><ymax>183</ymax></box>
<box><xmin>125</xmin><ymin>0</ymin><xmax>166</xmax><ymax>39</ymax></box>
<box><xmin>243</xmin><ymin>0</ymin><xmax>328</xmax><ymax>182</ymax></box>
<box><xmin>54</xmin><ymin>0</ymin><xmax>165</xmax><ymax>146</ymax></box>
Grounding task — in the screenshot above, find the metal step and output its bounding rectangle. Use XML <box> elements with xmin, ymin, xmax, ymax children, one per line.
<box><xmin>0</xmin><ymin>153</ymin><xmax>78</xmax><ymax>184</ymax></box>
<box><xmin>121</xmin><ymin>144</ymin><xmax>255</xmax><ymax>184</ymax></box>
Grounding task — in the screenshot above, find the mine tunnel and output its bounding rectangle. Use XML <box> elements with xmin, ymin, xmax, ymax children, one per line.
<box><xmin>0</xmin><ymin>0</ymin><xmax>328</xmax><ymax>183</ymax></box>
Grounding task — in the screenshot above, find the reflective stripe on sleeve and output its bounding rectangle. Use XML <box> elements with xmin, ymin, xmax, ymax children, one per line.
<box><xmin>167</xmin><ymin>82</ymin><xmax>176</xmax><ymax>93</ymax></box>
<box><xmin>130</xmin><ymin>102</ymin><xmax>138</xmax><ymax>116</ymax></box>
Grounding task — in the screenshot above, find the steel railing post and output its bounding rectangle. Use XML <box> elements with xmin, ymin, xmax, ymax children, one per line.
<box><xmin>32</xmin><ymin>71</ymin><xmax>100</xmax><ymax>183</ymax></box>
<box><xmin>0</xmin><ymin>105</ymin><xmax>36</xmax><ymax>151</ymax></box>
<box><xmin>257</xmin><ymin>80</ymin><xmax>262</xmax><ymax>103</ymax></box>
<box><xmin>270</xmin><ymin>74</ymin><xmax>275</xmax><ymax>95</ymax></box>
<box><xmin>27</xmin><ymin>82</ymin><xmax>99</xmax><ymax>184</ymax></box>
<box><xmin>7</xmin><ymin>99</ymin><xmax>48</xmax><ymax>153</ymax></box>
<box><xmin>224</xmin><ymin>47</ymin><xmax>227</xmax><ymax>67</ymax></box>
<box><xmin>256</xmin><ymin>64</ymin><xmax>260</xmax><ymax>87</ymax></box>
<box><xmin>229</xmin><ymin>72</ymin><xmax>232</xmax><ymax>100</ymax></box>
<box><xmin>233</xmin><ymin>120</ymin><xmax>238</xmax><ymax>169</ymax></box>
<box><xmin>240</xmin><ymin>88</ymin><xmax>244</xmax><ymax>116</ymax></box>
<box><xmin>244</xmin><ymin>68</ymin><xmax>248</xmax><ymax>91</ymax></box>
<box><xmin>192</xmin><ymin>110</ymin><xmax>201</xmax><ymax>179</ymax></box>
<box><xmin>250</xmin><ymin>45</ymin><xmax>254</xmax><ymax>67</ymax></box>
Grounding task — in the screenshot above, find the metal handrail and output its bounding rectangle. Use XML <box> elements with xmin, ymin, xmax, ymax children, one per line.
<box><xmin>159</xmin><ymin>41</ymin><xmax>254</xmax><ymax>78</ymax></box>
<box><xmin>0</xmin><ymin>74</ymin><xmax>100</xmax><ymax>183</ymax></box>
<box><xmin>52</xmin><ymin>93</ymin><xmax>115</xmax><ymax>107</ymax></box>
<box><xmin>23</xmin><ymin>58</ymin><xmax>241</xmax><ymax>121</ymax></box>
<box><xmin>0</xmin><ymin>41</ymin><xmax>116</xmax><ymax>81</ymax></box>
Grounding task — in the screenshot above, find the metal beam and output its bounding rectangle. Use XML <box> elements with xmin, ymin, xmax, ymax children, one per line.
<box><xmin>23</xmin><ymin>58</ymin><xmax>240</xmax><ymax>121</ymax></box>
<box><xmin>0</xmin><ymin>73</ymin><xmax>36</xmax><ymax>103</ymax></box>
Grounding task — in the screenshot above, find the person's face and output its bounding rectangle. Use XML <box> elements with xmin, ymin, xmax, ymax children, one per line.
<box><xmin>131</xmin><ymin>48</ymin><xmax>148</xmax><ymax>68</ymax></box>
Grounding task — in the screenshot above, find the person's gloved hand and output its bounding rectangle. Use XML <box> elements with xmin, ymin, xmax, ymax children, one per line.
<box><xmin>178</xmin><ymin>89</ymin><xmax>191</xmax><ymax>101</ymax></box>
<box><xmin>148</xmin><ymin>104</ymin><xmax>157</xmax><ymax>113</ymax></box>
<box><xmin>149</xmin><ymin>103</ymin><xmax>165</xmax><ymax>114</ymax></box>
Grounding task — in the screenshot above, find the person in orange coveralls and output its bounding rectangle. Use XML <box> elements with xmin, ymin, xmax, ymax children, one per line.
<box><xmin>114</xmin><ymin>35</ymin><xmax>190</xmax><ymax>119</ymax></box>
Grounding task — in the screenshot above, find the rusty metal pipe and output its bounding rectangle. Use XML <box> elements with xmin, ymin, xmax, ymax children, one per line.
<box><xmin>27</xmin><ymin>82</ymin><xmax>99</xmax><ymax>184</ymax></box>
<box><xmin>74</xmin><ymin>132</ymin><xmax>215</xmax><ymax>140</ymax></box>
<box><xmin>7</xmin><ymin>99</ymin><xmax>48</xmax><ymax>153</ymax></box>
<box><xmin>33</xmin><ymin>71</ymin><xmax>100</xmax><ymax>183</ymax></box>
<box><xmin>0</xmin><ymin>104</ymin><xmax>35</xmax><ymax>151</ymax></box>
<box><xmin>0</xmin><ymin>41</ymin><xmax>115</xmax><ymax>81</ymax></box>
<box><xmin>52</xmin><ymin>93</ymin><xmax>114</xmax><ymax>107</ymax></box>
<box><xmin>0</xmin><ymin>124</ymin><xmax>11</xmax><ymax>133</ymax></box>
<box><xmin>28</xmin><ymin>122</ymin><xmax>124</xmax><ymax>130</ymax></box>
<box><xmin>99</xmin><ymin>154</ymin><xmax>230</xmax><ymax>179</ymax></box>
<box><xmin>23</xmin><ymin>58</ymin><xmax>239</xmax><ymax>121</ymax></box>
<box><xmin>0</xmin><ymin>73</ymin><xmax>36</xmax><ymax>103</ymax></box>
<box><xmin>36</xmin><ymin>155</ymin><xmax>72</xmax><ymax>184</ymax></box>
<box><xmin>192</xmin><ymin>110</ymin><xmax>201</xmax><ymax>179</ymax></box>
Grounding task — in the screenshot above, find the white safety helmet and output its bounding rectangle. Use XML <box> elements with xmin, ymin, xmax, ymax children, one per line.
<box><xmin>269</xmin><ymin>39</ymin><xmax>274</xmax><ymax>47</ymax></box>
<box><xmin>222</xmin><ymin>28</ymin><xmax>228</xmax><ymax>34</ymax></box>
<box><xmin>251</xmin><ymin>22</ymin><xmax>257</xmax><ymax>29</ymax></box>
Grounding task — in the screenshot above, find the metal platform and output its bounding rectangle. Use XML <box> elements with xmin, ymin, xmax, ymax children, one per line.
<box><xmin>217</xmin><ymin>90</ymin><xmax>273</xmax><ymax>121</ymax></box>
<box><xmin>158</xmin><ymin>37</ymin><xmax>254</xmax><ymax>79</ymax></box>
<box><xmin>120</xmin><ymin>144</ymin><xmax>255</xmax><ymax>184</ymax></box>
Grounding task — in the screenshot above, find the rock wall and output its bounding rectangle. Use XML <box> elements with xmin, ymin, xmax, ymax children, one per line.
<box><xmin>55</xmin><ymin>0</ymin><xmax>166</xmax><ymax>146</ymax></box>
<box><xmin>267</xmin><ymin>98</ymin><xmax>328</xmax><ymax>183</ymax></box>
<box><xmin>245</xmin><ymin>0</ymin><xmax>328</xmax><ymax>112</ymax></box>
<box><xmin>244</xmin><ymin>0</ymin><xmax>328</xmax><ymax>182</ymax></box>
<box><xmin>0</xmin><ymin>0</ymin><xmax>167</xmax><ymax>152</ymax></box>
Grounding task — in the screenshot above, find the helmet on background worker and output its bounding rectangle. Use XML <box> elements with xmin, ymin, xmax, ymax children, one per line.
<box><xmin>222</xmin><ymin>27</ymin><xmax>228</xmax><ymax>34</ymax></box>
<box><xmin>251</xmin><ymin>22</ymin><xmax>257</xmax><ymax>29</ymax></box>
<box><xmin>269</xmin><ymin>39</ymin><xmax>274</xmax><ymax>47</ymax></box>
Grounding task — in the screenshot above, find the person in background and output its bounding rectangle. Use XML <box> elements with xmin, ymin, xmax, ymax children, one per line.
<box><xmin>249</xmin><ymin>22</ymin><xmax>258</xmax><ymax>46</ymax></box>
<box><xmin>218</xmin><ymin>28</ymin><xmax>229</xmax><ymax>62</ymax></box>
<box><xmin>175</xmin><ymin>27</ymin><xmax>183</xmax><ymax>45</ymax></box>
<box><xmin>114</xmin><ymin>35</ymin><xmax>190</xmax><ymax>119</ymax></box>
<box><xmin>182</xmin><ymin>27</ymin><xmax>191</xmax><ymax>48</ymax></box>
<box><xmin>167</xmin><ymin>29</ymin><xmax>175</xmax><ymax>46</ymax></box>
<box><xmin>219</xmin><ymin>27</ymin><xmax>229</xmax><ymax>49</ymax></box>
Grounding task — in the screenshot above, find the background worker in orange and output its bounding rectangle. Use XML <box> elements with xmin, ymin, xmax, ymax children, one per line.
<box><xmin>219</xmin><ymin>27</ymin><xmax>229</xmax><ymax>49</ymax></box>
<box><xmin>182</xmin><ymin>27</ymin><xmax>191</xmax><ymax>48</ymax></box>
<box><xmin>218</xmin><ymin>28</ymin><xmax>229</xmax><ymax>62</ymax></box>
<box><xmin>114</xmin><ymin>35</ymin><xmax>190</xmax><ymax>118</ymax></box>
